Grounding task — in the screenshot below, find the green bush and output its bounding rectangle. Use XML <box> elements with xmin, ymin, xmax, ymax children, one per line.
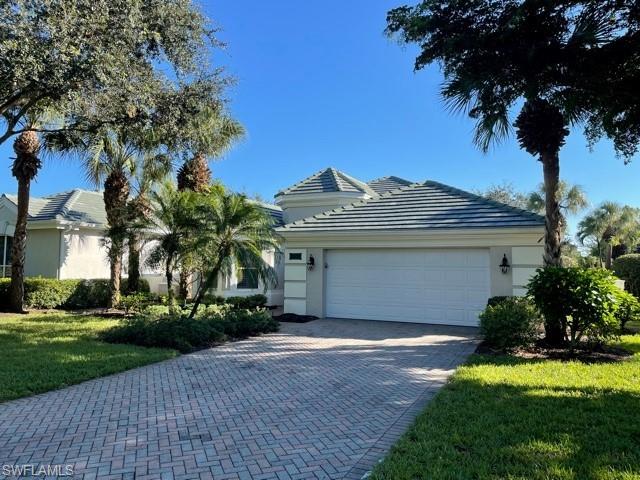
<box><xmin>119</xmin><ymin>292</ymin><xmax>158</xmax><ymax>314</ymax></box>
<box><xmin>613</xmin><ymin>254</ymin><xmax>640</xmax><ymax>298</ymax></box>
<box><xmin>527</xmin><ymin>267</ymin><xmax>621</xmax><ymax>348</ymax></box>
<box><xmin>479</xmin><ymin>297</ymin><xmax>541</xmax><ymax>350</ymax></box>
<box><xmin>0</xmin><ymin>277</ymin><xmax>151</xmax><ymax>310</ymax></box>
<box><xmin>101</xmin><ymin>308</ymin><xmax>278</xmax><ymax>353</ymax></box>
<box><xmin>486</xmin><ymin>296</ymin><xmax>514</xmax><ymax>307</ymax></box>
<box><xmin>614</xmin><ymin>289</ymin><xmax>640</xmax><ymax>331</ymax></box>
<box><xmin>201</xmin><ymin>293</ymin><xmax>268</xmax><ymax>310</ymax></box>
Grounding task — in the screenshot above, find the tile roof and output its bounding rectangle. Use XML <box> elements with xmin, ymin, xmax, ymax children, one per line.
<box><xmin>250</xmin><ymin>200</ymin><xmax>284</xmax><ymax>227</ymax></box>
<box><xmin>278</xmin><ymin>180</ymin><xmax>544</xmax><ymax>232</ymax></box>
<box><xmin>367</xmin><ymin>176</ymin><xmax>413</xmax><ymax>194</ymax></box>
<box><xmin>275</xmin><ymin>168</ymin><xmax>377</xmax><ymax>197</ymax></box>
<box><xmin>3</xmin><ymin>189</ymin><xmax>107</xmax><ymax>225</ymax></box>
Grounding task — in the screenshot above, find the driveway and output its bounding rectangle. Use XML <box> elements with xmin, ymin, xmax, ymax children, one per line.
<box><xmin>0</xmin><ymin>319</ymin><xmax>478</xmax><ymax>480</ymax></box>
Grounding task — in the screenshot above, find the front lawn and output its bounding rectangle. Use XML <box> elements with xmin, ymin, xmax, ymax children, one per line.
<box><xmin>372</xmin><ymin>335</ymin><xmax>640</xmax><ymax>480</ymax></box>
<box><xmin>0</xmin><ymin>313</ymin><xmax>177</xmax><ymax>402</ymax></box>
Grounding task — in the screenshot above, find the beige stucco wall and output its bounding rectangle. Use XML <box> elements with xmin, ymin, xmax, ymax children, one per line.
<box><xmin>277</xmin><ymin>192</ymin><xmax>370</xmax><ymax>224</ymax></box>
<box><xmin>25</xmin><ymin>229</ymin><xmax>61</xmax><ymax>278</ymax></box>
<box><xmin>59</xmin><ymin>229</ymin><xmax>110</xmax><ymax>279</ymax></box>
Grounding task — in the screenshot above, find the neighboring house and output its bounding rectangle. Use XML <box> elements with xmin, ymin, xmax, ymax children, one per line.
<box><xmin>275</xmin><ymin>168</ymin><xmax>545</xmax><ymax>326</ymax></box>
<box><xmin>0</xmin><ymin>190</ymin><xmax>285</xmax><ymax>306</ymax></box>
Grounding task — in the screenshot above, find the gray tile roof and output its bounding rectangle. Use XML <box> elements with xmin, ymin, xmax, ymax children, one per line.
<box><xmin>278</xmin><ymin>180</ymin><xmax>544</xmax><ymax>232</ymax></box>
<box><xmin>367</xmin><ymin>176</ymin><xmax>413</xmax><ymax>194</ymax></box>
<box><xmin>3</xmin><ymin>189</ymin><xmax>107</xmax><ymax>225</ymax></box>
<box><xmin>275</xmin><ymin>168</ymin><xmax>377</xmax><ymax>197</ymax></box>
<box><xmin>250</xmin><ymin>200</ymin><xmax>284</xmax><ymax>227</ymax></box>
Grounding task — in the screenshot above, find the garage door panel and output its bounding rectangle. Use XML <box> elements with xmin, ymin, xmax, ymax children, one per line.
<box><xmin>325</xmin><ymin>249</ymin><xmax>490</xmax><ymax>326</ymax></box>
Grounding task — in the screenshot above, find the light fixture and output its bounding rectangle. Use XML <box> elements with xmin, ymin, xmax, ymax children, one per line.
<box><xmin>499</xmin><ymin>254</ymin><xmax>510</xmax><ymax>274</ymax></box>
<box><xmin>307</xmin><ymin>254</ymin><xmax>315</xmax><ymax>270</ymax></box>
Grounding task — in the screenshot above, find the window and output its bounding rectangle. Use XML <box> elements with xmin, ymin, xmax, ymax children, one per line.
<box><xmin>237</xmin><ymin>268</ymin><xmax>258</xmax><ymax>289</ymax></box>
<box><xmin>1</xmin><ymin>235</ymin><xmax>12</xmax><ymax>278</ymax></box>
<box><xmin>289</xmin><ymin>252</ymin><xmax>302</xmax><ymax>261</ymax></box>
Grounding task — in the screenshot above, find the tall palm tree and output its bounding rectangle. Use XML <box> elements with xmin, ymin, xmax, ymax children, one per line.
<box><xmin>577</xmin><ymin>203</ymin><xmax>640</xmax><ymax>269</ymax></box>
<box><xmin>145</xmin><ymin>183</ymin><xmax>204</xmax><ymax>310</ymax></box>
<box><xmin>125</xmin><ymin>153</ymin><xmax>172</xmax><ymax>293</ymax></box>
<box><xmin>527</xmin><ymin>181</ymin><xmax>589</xmax><ymax>237</ymax></box>
<box><xmin>7</xmin><ymin>129</ymin><xmax>41</xmax><ymax>312</ymax></box>
<box><xmin>188</xmin><ymin>190</ymin><xmax>279</xmax><ymax>319</ymax></box>
<box><xmin>176</xmin><ymin>110</ymin><xmax>245</xmax><ymax>299</ymax></box>
<box><xmin>82</xmin><ymin>132</ymin><xmax>135</xmax><ymax>307</ymax></box>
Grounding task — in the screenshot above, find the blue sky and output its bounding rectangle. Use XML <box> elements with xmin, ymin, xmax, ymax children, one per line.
<box><xmin>1</xmin><ymin>0</ymin><xmax>638</xmax><ymax>235</ymax></box>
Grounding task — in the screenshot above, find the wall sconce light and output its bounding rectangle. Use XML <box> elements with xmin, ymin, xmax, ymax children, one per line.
<box><xmin>307</xmin><ymin>254</ymin><xmax>315</xmax><ymax>270</ymax></box>
<box><xmin>499</xmin><ymin>254</ymin><xmax>510</xmax><ymax>274</ymax></box>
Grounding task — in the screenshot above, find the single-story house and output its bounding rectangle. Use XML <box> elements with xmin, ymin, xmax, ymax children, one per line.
<box><xmin>1</xmin><ymin>167</ymin><xmax>545</xmax><ymax>324</ymax></box>
<box><xmin>275</xmin><ymin>168</ymin><xmax>545</xmax><ymax>326</ymax></box>
<box><xmin>0</xmin><ymin>189</ymin><xmax>285</xmax><ymax>306</ymax></box>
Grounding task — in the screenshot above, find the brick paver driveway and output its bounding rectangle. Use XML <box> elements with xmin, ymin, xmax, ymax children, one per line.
<box><xmin>0</xmin><ymin>319</ymin><xmax>477</xmax><ymax>480</ymax></box>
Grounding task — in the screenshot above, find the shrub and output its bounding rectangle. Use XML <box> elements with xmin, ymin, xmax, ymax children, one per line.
<box><xmin>486</xmin><ymin>296</ymin><xmax>514</xmax><ymax>307</ymax></box>
<box><xmin>527</xmin><ymin>267</ymin><xmax>621</xmax><ymax>348</ymax></box>
<box><xmin>613</xmin><ymin>254</ymin><xmax>640</xmax><ymax>298</ymax></box>
<box><xmin>102</xmin><ymin>307</ymin><xmax>277</xmax><ymax>352</ymax></box>
<box><xmin>479</xmin><ymin>297</ymin><xmax>541</xmax><ymax>350</ymax></box>
<box><xmin>0</xmin><ymin>277</ymin><xmax>151</xmax><ymax>310</ymax></box>
<box><xmin>201</xmin><ymin>293</ymin><xmax>268</xmax><ymax>310</ymax></box>
<box><xmin>614</xmin><ymin>289</ymin><xmax>640</xmax><ymax>331</ymax></box>
<box><xmin>119</xmin><ymin>292</ymin><xmax>157</xmax><ymax>314</ymax></box>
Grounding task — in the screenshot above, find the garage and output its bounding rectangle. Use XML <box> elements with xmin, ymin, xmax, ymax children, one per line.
<box><xmin>325</xmin><ymin>249</ymin><xmax>490</xmax><ymax>326</ymax></box>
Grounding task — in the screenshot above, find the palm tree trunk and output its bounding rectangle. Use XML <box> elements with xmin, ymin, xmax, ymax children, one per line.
<box><xmin>178</xmin><ymin>270</ymin><xmax>190</xmax><ymax>300</ymax></box>
<box><xmin>165</xmin><ymin>258</ymin><xmax>175</xmax><ymax>313</ymax></box>
<box><xmin>109</xmin><ymin>244</ymin><xmax>123</xmax><ymax>307</ymax></box>
<box><xmin>127</xmin><ymin>233</ymin><xmax>141</xmax><ymax>294</ymax></box>
<box><xmin>8</xmin><ymin>176</ymin><xmax>31</xmax><ymax>313</ymax></box>
<box><xmin>541</xmin><ymin>151</ymin><xmax>565</xmax><ymax>345</ymax></box>
<box><xmin>189</xmin><ymin>256</ymin><xmax>225</xmax><ymax>319</ymax></box>
<box><xmin>542</xmin><ymin>152</ymin><xmax>562</xmax><ymax>267</ymax></box>
<box><xmin>605</xmin><ymin>242</ymin><xmax>613</xmax><ymax>269</ymax></box>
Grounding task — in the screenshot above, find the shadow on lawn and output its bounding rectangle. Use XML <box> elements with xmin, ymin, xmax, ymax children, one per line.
<box><xmin>373</xmin><ymin>353</ymin><xmax>640</xmax><ymax>480</ymax></box>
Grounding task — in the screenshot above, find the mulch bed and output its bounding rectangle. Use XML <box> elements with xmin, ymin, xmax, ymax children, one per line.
<box><xmin>476</xmin><ymin>341</ymin><xmax>634</xmax><ymax>363</ymax></box>
<box><xmin>273</xmin><ymin>313</ymin><xmax>318</xmax><ymax>323</ymax></box>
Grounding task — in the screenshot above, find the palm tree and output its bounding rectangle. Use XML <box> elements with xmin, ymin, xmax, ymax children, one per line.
<box><xmin>188</xmin><ymin>190</ymin><xmax>279</xmax><ymax>319</ymax></box>
<box><xmin>7</xmin><ymin>129</ymin><xmax>41</xmax><ymax>312</ymax></box>
<box><xmin>386</xmin><ymin>2</ymin><xmax>638</xmax><ymax>272</ymax></box>
<box><xmin>527</xmin><ymin>181</ymin><xmax>589</xmax><ymax>235</ymax></box>
<box><xmin>577</xmin><ymin>203</ymin><xmax>640</xmax><ymax>269</ymax></box>
<box><xmin>125</xmin><ymin>153</ymin><xmax>172</xmax><ymax>293</ymax></box>
<box><xmin>145</xmin><ymin>183</ymin><xmax>204</xmax><ymax>310</ymax></box>
<box><xmin>176</xmin><ymin>110</ymin><xmax>245</xmax><ymax>299</ymax></box>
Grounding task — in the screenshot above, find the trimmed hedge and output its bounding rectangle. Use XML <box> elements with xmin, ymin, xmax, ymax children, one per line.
<box><xmin>202</xmin><ymin>294</ymin><xmax>268</xmax><ymax>310</ymax></box>
<box><xmin>479</xmin><ymin>297</ymin><xmax>541</xmax><ymax>350</ymax></box>
<box><xmin>101</xmin><ymin>308</ymin><xmax>279</xmax><ymax>352</ymax></box>
<box><xmin>613</xmin><ymin>254</ymin><xmax>640</xmax><ymax>298</ymax></box>
<box><xmin>0</xmin><ymin>277</ymin><xmax>150</xmax><ymax>310</ymax></box>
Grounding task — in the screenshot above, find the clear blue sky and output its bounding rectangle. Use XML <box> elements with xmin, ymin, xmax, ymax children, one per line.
<box><xmin>1</xmin><ymin>0</ymin><xmax>638</xmax><ymax>235</ymax></box>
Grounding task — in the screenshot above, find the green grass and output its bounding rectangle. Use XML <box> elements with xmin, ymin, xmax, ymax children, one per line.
<box><xmin>0</xmin><ymin>313</ymin><xmax>177</xmax><ymax>402</ymax></box>
<box><xmin>372</xmin><ymin>335</ymin><xmax>640</xmax><ymax>480</ymax></box>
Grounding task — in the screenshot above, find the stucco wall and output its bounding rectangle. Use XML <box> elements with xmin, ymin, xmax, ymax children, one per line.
<box><xmin>59</xmin><ymin>229</ymin><xmax>110</xmax><ymax>279</ymax></box>
<box><xmin>25</xmin><ymin>229</ymin><xmax>61</xmax><ymax>278</ymax></box>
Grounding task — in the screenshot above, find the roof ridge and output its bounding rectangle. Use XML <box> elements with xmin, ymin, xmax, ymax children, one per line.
<box><xmin>275</xmin><ymin>168</ymin><xmax>327</xmax><ymax>197</ymax></box>
<box><xmin>422</xmin><ymin>180</ymin><xmax>545</xmax><ymax>221</ymax></box>
<box><xmin>334</xmin><ymin>170</ymin><xmax>378</xmax><ymax>196</ymax></box>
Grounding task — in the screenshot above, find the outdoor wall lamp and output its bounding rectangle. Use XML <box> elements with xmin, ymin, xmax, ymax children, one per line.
<box><xmin>499</xmin><ymin>254</ymin><xmax>511</xmax><ymax>274</ymax></box>
<box><xmin>307</xmin><ymin>254</ymin><xmax>315</xmax><ymax>270</ymax></box>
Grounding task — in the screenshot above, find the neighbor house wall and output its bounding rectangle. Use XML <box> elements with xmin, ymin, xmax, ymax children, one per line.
<box><xmin>25</xmin><ymin>229</ymin><xmax>61</xmax><ymax>278</ymax></box>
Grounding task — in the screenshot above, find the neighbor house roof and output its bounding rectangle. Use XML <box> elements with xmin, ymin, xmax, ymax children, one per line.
<box><xmin>250</xmin><ymin>200</ymin><xmax>284</xmax><ymax>227</ymax></box>
<box><xmin>278</xmin><ymin>180</ymin><xmax>544</xmax><ymax>232</ymax></box>
<box><xmin>3</xmin><ymin>189</ymin><xmax>107</xmax><ymax>226</ymax></box>
<box><xmin>367</xmin><ymin>176</ymin><xmax>413</xmax><ymax>194</ymax></box>
<box><xmin>275</xmin><ymin>167</ymin><xmax>377</xmax><ymax>197</ymax></box>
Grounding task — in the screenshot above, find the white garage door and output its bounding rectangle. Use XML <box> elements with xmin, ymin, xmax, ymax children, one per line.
<box><xmin>325</xmin><ymin>249</ymin><xmax>490</xmax><ymax>326</ymax></box>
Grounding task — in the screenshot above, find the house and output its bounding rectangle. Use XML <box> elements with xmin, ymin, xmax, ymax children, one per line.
<box><xmin>1</xmin><ymin>167</ymin><xmax>545</xmax><ymax>324</ymax></box>
<box><xmin>0</xmin><ymin>189</ymin><xmax>285</xmax><ymax>306</ymax></box>
<box><xmin>275</xmin><ymin>168</ymin><xmax>545</xmax><ymax>326</ymax></box>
